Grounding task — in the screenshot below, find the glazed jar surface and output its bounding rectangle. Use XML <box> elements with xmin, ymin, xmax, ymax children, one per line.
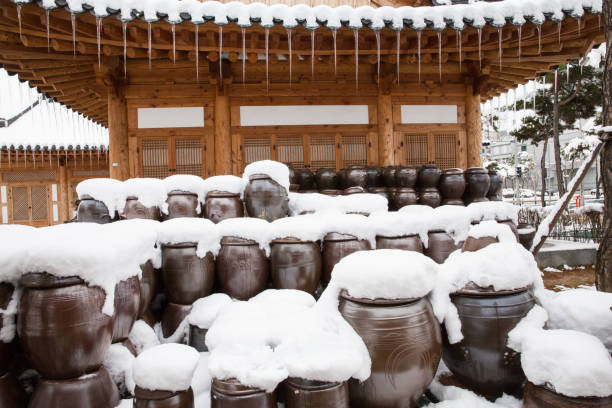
<box><xmin>487</xmin><ymin>170</ymin><xmax>503</xmax><ymax>201</ymax></box>
<box><xmin>139</xmin><ymin>261</ymin><xmax>158</xmax><ymax>318</ymax></box>
<box><xmin>296</xmin><ymin>169</ymin><xmax>315</xmax><ymax>191</ymax></box>
<box><xmin>270</xmin><ymin>239</ymin><xmax>322</xmax><ymax>295</ymax></box>
<box><xmin>463</xmin><ymin>167</ymin><xmax>490</xmax><ymax>205</ymax></box>
<box><xmin>134</xmin><ymin>386</ymin><xmax>195</xmax><ymax>408</ymax></box>
<box><xmin>161</xmin><ymin>302</ymin><xmax>192</xmax><ymax>340</ymax></box>
<box><xmin>283</xmin><ymin>378</ymin><xmax>349</xmax><ymax>408</ymax></box>
<box><xmin>439</xmin><ymin>168</ymin><xmax>466</xmax><ymax>202</ymax></box>
<box><xmin>165</xmin><ymin>190</ymin><xmax>200</xmax><ymax>219</ymax></box>
<box><xmin>244</xmin><ymin>175</ymin><xmax>289</xmax><ymax>222</ymax></box>
<box><xmin>123</xmin><ymin>197</ymin><xmax>161</xmax><ymax>220</ymax></box>
<box><xmin>382</xmin><ymin>166</ymin><xmax>398</xmax><ymax>187</ymax></box>
<box><xmin>204</xmin><ymin>192</ymin><xmax>244</xmax><ymax>224</ymax></box>
<box><xmin>424</xmin><ymin>231</ymin><xmax>461</xmax><ymax>264</ymax></box>
<box><xmin>392</xmin><ymin>187</ymin><xmax>418</xmax><ymax>210</ymax></box>
<box><xmin>211</xmin><ymin>378</ymin><xmax>276</xmax><ymax>408</ymax></box>
<box><xmin>216</xmin><ymin>237</ymin><xmax>269</xmax><ymax>300</ymax></box>
<box><xmin>523</xmin><ymin>382</ymin><xmax>612</xmax><ymax>408</ymax></box>
<box><xmin>162</xmin><ymin>243</ymin><xmax>215</xmax><ymax>304</ymax></box>
<box><xmin>322</xmin><ymin>233</ymin><xmax>372</xmax><ymax>284</ymax></box>
<box><xmin>517</xmin><ymin>223</ymin><xmax>536</xmax><ymax>251</ymax></box>
<box><xmin>112</xmin><ymin>276</ymin><xmax>141</xmax><ymax>342</ymax></box>
<box><xmin>315</xmin><ymin>168</ymin><xmax>338</xmax><ymax>190</ymax></box>
<box><xmin>345</xmin><ymin>166</ymin><xmax>368</xmax><ymax>188</ymax></box>
<box><xmin>0</xmin><ymin>282</ymin><xmax>15</xmax><ymax>374</ymax></box>
<box><xmin>0</xmin><ymin>371</ymin><xmax>25</xmax><ymax>408</ymax></box>
<box><xmin>418</xmin><ymin>187</ymin><xmax>442</xmax><ymax>208</ymax></box>
<box><xmin>339</xmin><ymin>295</ymin><xmax>441</xmax><ymax>408</ymax></box>
<box><xmin>375</xmin><ymin>235</ymin><xmax>423</xmax><ymax>253</ymax></box>
<box><xmin>396</xmin><ymin>166</ymin><xmax>418</xmax><ymax>188</ymax></box>
<box><xmin>188</xmin><ymin>325</ymin><xmax>208</xmax><ymax>352</ymax></box>
<box><xmin>418</xmin><ymin>165</ymin><xmax>442</xmax><ymax>188</ymax></box>
<box><xmin>77</xmin><ymin>197</ymin><xmax>113</xmax><ymax>224</ymax></box>
<box><xmin>365</xmin><ymin>166</ymin><xmax>381</xmax><ymax>188</ymax></box>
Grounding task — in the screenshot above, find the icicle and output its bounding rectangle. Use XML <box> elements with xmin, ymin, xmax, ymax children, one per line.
<box><xmin>457</xmin><ymin>30</ymin><xmax>462</xmax><ymax>73</ymax></box>
<box><xmin>375</xmin><ymin>31</ymin><xmax>381</xmax><ymax>85</ymax></box>
<box><xmin>287</xmin><ymin>29</ymin><xmax>292</xmax><ymax>86</ymax></box>
<box><xmin>195</xmin><ymin>25</ymin><xmax>199</xmax><ymax>82</ymax></box>
<box><xmin>17</xmin><ymin>4</ymin><xmax>22</xmax><ymax>38</ymax></box>
<box><xmin>437</xmin><ymin>31</ymin><xmax>442</xmax><ymax>82</ymax></box>
<box><xmin>333</xmin><ymin>30</ymin><xmax>337</xmax><ymax>77</ymax></box>
<box><xmin>498</xmin><ymin>28</ymin><xmax>502</xmax><ymax>70</ymax></box>
<box><xmin>354</xmin><ymin>29</ymin><xmax>359</xmax><ymax>90</ymax></box>
<box><xmin>477</xmin><ymin>28</ymin><xmax>482</xmax><ymax>70</ymax></box>
<box><xmin>532</xmin><ymin>81</ymin><xmax>536</xmax><ymax>108</ymax></box>
<box><xmin>32</xmin><ymin>149</ymin><xmax>35</xmax><ymax>169</ymax></box>
<box><xmin>518</xmin><ymin>26</ymin><xmax>522</xmax><ymax>63</ymax></box>
<box><xmin>71</xmin><ymin>14</ymin><xmax>76</xmax><ymax>58</ymax></box>
<box><xmin>311</xmin><ymin>30</ymin><xmax>315</xmax><ymax>81</ymax></box>
<box><xmin>417</xmin><ymin>30</ymin><xmax>421</xmax><ymax>83</ymax></box>
<box><xmin>396</xmin><ymin>30</ymin><xmax>400</xmax><ymax>84</ymax></box>
<box><xmin>147</xmin><ymin>22</ymin><xmax>152</xmax><ymax>70</ymax></box>
<box><xmin>566</xmin><ymin>63</ymin><xmax>569</xmax><ymax>83</ymax></box>
<box><xmin>219</xmin><ymin>26</ymin><xmax>223</xmax><ymax>84</ymax></box>
<box><xmin>537</xmin><ymin>25</ymin><xmax>542</xmax><ymax>54</ymax></box>
<box><xmin>554</xmin><ymin>69</ymin><xmax>558</xmax><ymax>94</ymax></box>
<box><xmin>46</xmin><ymin>10</ymin><xmax>50</xmax><ymax>52</ymax></box>
<box><xmin>172</xmin><ymin>24</ymin><xmax>176</xmax><ymax>64</ymax></box>
<box><xmin>123</xmin><ymin>22</ymin><xmax>127</xmax><ymax>78</ymax></box>
<box><xmin>558</xmin><ymin>21</ymin><xmax>562</xmax><ymax>44</ymax></box>
<box><xmin>265</xmin><ymin>28</ymin><xmax>269</xmax><ymax>91</ymax></box>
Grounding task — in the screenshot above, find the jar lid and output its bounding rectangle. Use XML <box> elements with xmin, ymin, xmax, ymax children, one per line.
<box><xmin>323</xmin><ymin>232</ymin><xmax>358</xmax><ymax>242</ymax></box>
<box><xmin>465</xmin><ymin>167</ymin><xmax>487</xmax><ymax>174</ymax></box>
<box><xmin>134</xmin><ymin>386</ymin><xmax>184</xmax><ymax>400</ymax></box>
<box><xmin>453</xmin><ymin>282</ymin><xmax>531</xmax><ymax>296</ymax></box>
<box><xmin>167</xmin><ymin>190</ymin><xmax>198</xmax><ymax>197</ymax></box>
<box><xmin>212</xmin><ymin>378</ymin><xmax>263</xmax><ymax>396</ymax></box>
<box><xmin>220</xmin><ymin>236</ymin><xmax>258</xmax><ymax>246</ymax></box>
<box><xmin>443</xmin><ymin>168</ymin><xmax>463</xmax><ymax>175</ymax></box>
<box><xmin>161</xmin><ymin>242</ymin><xmax>198</xmax><ymax>249</ymax></box>
<box><xmin>19</xmin><ymin>272</ymin><xmax>84</xmax><ymax>289</ymax></box>
<box><xmin>340</xmin><ymin>289</ymin><xmax>420</xmax><ymax>305</ymax></box>
<box><xmin>248</xmin><ymin>173</ymin><xmax>271</xmax><ymax>181</ymax></box>
<box><xmin>206</xmin><ymin>190</ymin><xmax>240</xmax><ymax>199</ymax></box>
<box><xmin>285</xmin><ymin>377</ymin><xmax>341</xmax><ymax>391</ymax></box>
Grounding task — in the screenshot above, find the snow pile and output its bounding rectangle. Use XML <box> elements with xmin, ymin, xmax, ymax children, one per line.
<box><xmin>104</xmin><ymin>219</ymin><xmax>162</xmax><ymax>268</ymax></box>
<box><xmin>192</xmin><ymin>352</ymin><xmax>212</xmax><ymax>408</ymax></box>
<box><xmin>243</xmin><ymin>160</ymin><xmax>290</xmax><ymax>192</ymax></box>
<box><xmin>76</xmin><ymin>178</ymin><xmax>126</xmax><ymax>216</ymax></box>
<box><xmin>422</xmin><ymin>205</ymin><xmax>472</xmax><ymax>244</ymax></box>
<box><xmin>268</xmin><ymin>214</ymin><xmax>328</xmax><ymax>242</ymax></box>
<box><xmin>539</xmin><ymin>288</ymin><xmax>612</xmax><ymax>351</ymax></box>
<box><xmin>158</xmin><ymin>218</ymin><xmax>221</xmax><ymax>258</ymax></box>
<box><xmin>217</xmin><ymin>217</ymin><xmax>271</xmax><ymax>254</ymax></box>
<box><xmin>0</xmin><ymin>285</ymin><xmax>19</xmax><ymax>343</ymax></box>
<box><xmin>467</xmin><ymin>201</ymin><xmax>519</xmax><ymax>224</ymax></box>
<box><xmin>370</xmin><ymin>211</ymin><xmax>429</xmax><ymax>244</ymax></box>
<box><xmin>398</xmin><ymin>204</ymin><xmax>434</xmax><ymax>215</ymax></box>
<box><xmin>188</xmin><ymin>294</ymin><xmax>233</xmax><ymax>329</ymax></box>
<box><xmin>319</xmin><ymin>212</ymin><xmax>377</xmax><ymax>247</ymax></box>
<box><xmin>122</xmin><ymin>178</ymin><xmax>168</xmax><ymax>214</ymax></box>
<box><xmin>574</xmin><ymin>202</ymin><xmax>604</xmax><ymax>216</ymax></box>
<box><xmin>132</xmin><ymin>343</ymin><xmax>200</xmax><ymax>392</ymax></box>
<box><xmin>288</xmin><ymin>193</ymin><xmax>387</xmax><ymax>215</ymax></box>
<box><xmin>163</xmin><ymin>175</ymin><xmax>206</xmax><ymax>213</ymax></box>
<box><xmin>0</xmin><ymin>225</ymin><xmax>35</xmax><ymax>284</ymax></box>
<box><xmin>466</xmin><ymin>220</ymin><xmax>516</xmax><ymax>243</ymax></box>
<box><xmin>563</xmin><ymin>135</ymin><xmax>600</xmax><ymax>161</ymax></box>
<box><xmin>288</xmin><ymin>193</ymin><xmax>334</xmax><ymax>215</ymax></box>
<box><xmin>202</xmin><ymin>175</ymin><xmax>247</xmax><ymax>199</ymax></box>
<box><xmin>104</xmin><ymin>343</ymin><xmax>136</xmax><ymax>395</ymax></box>
<box><xmin>129</xmin><ymin>320</ymin><xmax>160</xmax><ymax>354</ymax></box>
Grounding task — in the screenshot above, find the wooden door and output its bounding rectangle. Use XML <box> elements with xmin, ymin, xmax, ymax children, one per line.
<box><xmin>8</xmin><ymin>184</ymin><xmax>51</xmax><ymax>226</ymax></box>
<box><xmin>140</xmin><ymin>136</ymin><xmax>205</xmax><ymax>177</ymax></box>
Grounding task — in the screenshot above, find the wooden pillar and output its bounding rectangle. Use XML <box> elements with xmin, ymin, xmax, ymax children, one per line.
<box><xmin>377</xmin><ymin>90</ymin><xmax>394</xmax><ymax>166</ymax></box>
<box><xmin>215</xmin><ymin>89</ymin><xmax>232</xmax><ymax>175</ymax></box>
<box><xmin>58</xmin><ymin>163</ymin><xmax>70</xmax><ymax>222</ymax></box>
<box><xmin>107</xmin><ymin>79</ymin><xmax>130</xmax><ymax>180</ymax></box>
<box><xmin>465</xmin><ymin>85</ymin><xmax>483</xmax><ymax>168</ymax></box>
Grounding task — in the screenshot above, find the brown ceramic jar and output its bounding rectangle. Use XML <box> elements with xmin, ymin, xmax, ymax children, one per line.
<box><xmin>296</xmin><ymin>169</ymin><xmax>315</xmax><ymax>191</ymax></box>
<box><xmin>270</xmin><ymin>238</ymin><xmax>322</xmax><ymax>295</ymax></box>
<box><xmin>365</xmin><ymin>166</ymin><xmax>381</xmax><ymax>188</ymax></box>
<box><xmin>382</xmin><ymin>166</ymin><xmax>398</xmax><ymax>187</ymax></box>
<box><xmin>424</xmin><ymin>230</ymin><xmax>461</xmax><ymax>264</ymax></box>
<box><xmin>320</xmin><ymin>189</ymin><xmax>342</xmax><ymax>196</ymax></box>
<box><xmin>188</xmin><ymin>325</ymin><xmax>208</xmax><ymax>352</ymax></box>
<box><xmin>418</xmin><ymin>164</ymin><xmax>442</xmax><ymax>188</ymax></box>
<box><xmin>0</xmin><ymin>282</ymin><xmax>15</xmax><ymax>375</ymax></box>
<box><xmin>165</xmin><ymin>190</ymin><xmax>200</xmax><ymax>219</ymax></box>
<box><xmin>322</xmin><ymin>233</ymin><xmax>372</xmax><ymax>284</ymax></box>
<box><xmin>523</xmin><ymin>382</ymin><xmax>612</xmax><ymax>407</ymax></box>
<box><xmin>283</xmin><ymin>378</ymin><xmax>349</xmax><ymax>408</ymax></box>
<box><xmin>18</xmin><ymin>273</ymin><xmax>113</xmax><ymax>379</ymax></box>
<box><xmin>439</xmin><ymin>168</ymin><xmax>466</xmax><ymax>206</ymax></box>
<box><xmin>123</xmin><ymin>196</ymin><xmax>161</xmax><ymax>220</ymax></box>
<box><xmin>396</xmin><ymin>166</ymin><xmax>418</xmax><ymax>188</ymax></box>
<box><xmin>463</xmin><ymin>167</ymin><xmax>490</xmax><ymax>205</ymax></box>
<box><xmin>244</xmin><ymin>174</ymin><xmax>289</xmax><ymax>222</ymax></box>
<box><xmin>216</xmin><ymin>237</ymin><xmax>269</xmax><ymax>300</ymax></box>
<box><xmin>375</xmin><ymin>234</ymin><xmax>423</xmax><ymax>253</ymax></box>
<box><xmin>29</xmin><ymin>367</ymin><xmax>120</xmax><ymax>408</ymax></box>
<box><xmin>343</xmin><ymin>186</ymin><xmax>366</xmax><ymax>195</ymax></box>
<box><xmin>211</xmin><ymin>378</ymin><xmax>276</xmax><ymax>408</ymax></box>
<box><xmin>204</xmin><ymin>191</ymin><xmax>245</xmax><ymax>224</ymax></box>
<box><xmin>161</xmin><ymin>302</ymin><xmax>192</xmax><ymax>340</ymax></box>
<box><xmin>162</xmin><ymin>243</ymin><xmax>215</xmax><ymax>305</ymax></box>
<box><xmin>134</xmin><ymin>385</ymin><xmax>195</xmax><ymax>408</ymax></box>
<box><xmin>487</xmin><ymin>170</ymin><xmax>503</xmax><ymax>201</ymax></box>
<box><xmin>345</xmin><ymin>166</ymin><xmax>368</xmax><ymax>188</ymax></box>
<box><xmin>418</xmin><ymin>187</ymin><xmax>442</xmax><ymax>208</ymax></box>
<box><xmin>315</xmin><ymin>168</ymin><xmax>338</xmax><ymax>190</ymax></box>
<box><xmin>336</xmin><ymin>168</ymin><xmax>347</xmax><ymax>189</ymax></box>
<box><xmin>442</xmin><ymin>286</ymin><xmax>535</xmax><ymax>399</ymax></box>
<box><xmin>0</xmin><ymin>371</ymin><xmax>25</xmax><ymax>407</ymax></box>
<box><xmin>391</xmin><ymin>187</ymin><xmax>418</xmax><ymax>210</ymax></box>
<box><xmin>339</xmin><ymin>293</ymin><xmax>441</xmax><ymax>408</ymax></box>
<box><xmin>112</xmin><ymin>276</ymin><xmax>141</xmax><ymax>343</ymax></box>
<box><xmin>517</xmin><ymin>223</ymin><xmax>536</xmax><ymax>251</ymax></box>
<box><xmin>139</xmin><ymin>261</ymin><xmax>158</xmax><ymax>318</ymax></box>
<box><xmin>76</xmin><ymin>195</ymin><xmax>113</xmax><ymax>223</ymax></box>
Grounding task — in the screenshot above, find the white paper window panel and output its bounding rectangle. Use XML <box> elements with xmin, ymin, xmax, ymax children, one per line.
<box><xmin>137</xmin><ymin>107</ymin><xmax>205</xmax><ymax>128</ymax></box>
<box><xmin>400</xmin><ymin>105</ymin><xmax>458</xmax><ymax>124</ymax></box>
<box><xmin>51</xmin><ymin>184</ymin><xmax>58</xmax><ymax>202</ymax></box>
<box><xmin>0</xmin><ymin>186</ymin><xmax>6</xmax><ymax>203</ymax></box>
<box><xmin>52</xmin><ymin>204</ymin><xmax>59</xmax><ymax>222</ymax></box>
<box><xmin>240</xmin><ymin>105</ymin><xmax>369</xmax><ymax>126</ymax></box>
<box><xmin>1</xmin><ymin>207</ymin><xmax>7</xmax><ymax>224</ymax></box>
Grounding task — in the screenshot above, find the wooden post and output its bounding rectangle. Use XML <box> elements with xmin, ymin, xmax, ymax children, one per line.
<box><xmin>377</xmin><ymin>90</ymin><xmax>394</xmax><ymax>167</ymax></box>
<box><xmin>58</xmin><ymin>162</ymin><xmax>70</xmax><ymax>222</ymax></box>
<box><xmin>465</xmin><ymin>84</ymin><xmax>483</xmax><ymax>168</ymax></box>
<box><xmin>215</xmin><ymin>89</ymin><xmax>232</xmax><ymax>175</ymax></box>
<box><xmin>107</xmin><ymin>79</ymin><xmax>130</xmax><ymax>180</ymax></box>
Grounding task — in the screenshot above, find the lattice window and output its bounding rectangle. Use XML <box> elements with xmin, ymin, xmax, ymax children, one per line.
<box><xmin>434</xmin><ymin>133</ymin><xmax>457</xmax><ymax>169</ymax></box>
<box><xmin>11</xmin><ymin>186</ymin><xmax>28</xmax><ymax>222</ymax></box>
<box><xmin>404</xmin><ymin>133</ymin><xmax>429</xmax><ymax>165</ymax></box>
<box><xmin>30</xmin><ymin>186</ymin><xmax>48</xmax><ymax>221</ymax></box>
<box><xmin>2</xmin><ymin>171</ymin><xmax>55</xmax><ymax>182</ymax></box>
<box><xmin>72</xmin><ymin>170</ymin><xmax>110</xmax><ymax>177</ymax></box>
<box><xmin>142</xmin><ymin>139</ymin><xmax>169</xmax><ymax>178</ymax></box>
<box><xmin>277</xmin><ymin>136</ymin><xmax>304</xmax><ymax>169</ymax></box>
<box><xmin>244</xmin><ymin>138</ymin><xmax>271</xmax><ymax>165</ymax></box>
<box><xmin>176</xmin><ymin>138</ymin><xmax>202</xmax><ymax>176</ymax></box>
<box><xmin>341</xmin><ymin>135</ymin><xmax>367</xmax><ymax>167</ymax></box>
<box><xmin>310</xmin><ymin>135</ymin><xmax>336</xmax><ymax>171</ymax></box>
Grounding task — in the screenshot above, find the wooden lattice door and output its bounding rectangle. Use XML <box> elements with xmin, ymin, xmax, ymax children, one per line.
<box><xmin>9</xmin><ymin>185</ymin><xmax>50</xmax><ymax>226</ymax></box>
<box><xmin>141</xmin><ymin>138</ymin><xmax>170</xmax><ymax>178</ymax></box>
<box><xmin>140</xmin><ymin>137</ymin><xmax>205</xmax><ymax>177</ymax></box>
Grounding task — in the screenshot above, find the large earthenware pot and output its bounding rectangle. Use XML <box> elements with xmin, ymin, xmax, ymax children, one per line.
<box><xmin>0</xmin><ymin>282</ymin><xmax>15</xmax><ymax>374</ymax></box>
<box><xmin>365</xmin><ymin>166</ymin><xmax>381</xmax><ymax>188</ymax></box>
<box><xmin>320</xmin><ymin>189</ymin><xmax>342</xmax><ymax>196</ymax></box>
<box><xmin>188</xmin><ymin>325</ymin><xmax>208</xmax><ymax>352</ymax></box>
<box><xmin>296</xmin><ymin>169</ymin><xmax>315</xmax><ymax>191</ymax></box>
<box><xmin>76</xmin><ymin>195</ymin><xmax>113</xmax><ymax>223</ymax></box>
<box><xmin>367</xmin><ymin>187</ymin><xmax>390</xmax><ymax>210</ymax></box>
<box><xmin>442</xmin><ymin>286</ymin><xmax>535</xmax><ymax>399</ymax></box>
<box><xmin>289</xmin><ymin>167</ymin><xmax>298</xmax><ymax>185</ymax></box>
<box><xmin>112</xmin><ymin>276</ymin><xmax>141</xmax><ymax>343</ymax></box>
<box><xmin>418</xmin><ymin>164</ymin><xmax>442</xmax><ymax>188</ymax></box>
<box><xmin>139</xmin><ymin>261</ymin><xmax>158</xmax><ymax>318</ymax></box>
<box><xmin>439</xmin><ymin>168</ymin><xmax>466</xmax><ymax>206</ymax></box>
<box><xmin>204</xmin><ymin>191</ymin><xmax>244</xmax><ymax>224</ymax></box>
<box><xmin>0</xmin><ymin>371</ymin><xmax>25</xmax><ymax>407</ymax></box>
<box><xmin>161</xmin><ymin>302</ymin><xmax>192</xmax><ymax>340</ymax></box>
<box><xmin>162</xmin><ymin>243</ymin><xmax>215</xmax><ymax>305</ymax></box>
<box><xmin>339</xmin><ymin>293</ymin><xmax>441</xmax><ymax>408</ymax></box>
<box><xmin>523</xmin><ymin>382</ymin><xmax>612</xmax><ymax>408</ymax></box>
<box><xmin>283</xmin><ymin>378</ymin><xmax>349</xmax><ymax>408</ymax></box>
<box><xmin>18</xmin><ymin>273</ymin><xmax>113</xmax><ymax>379</ymax></box>
<box><xmin>211</xmin><ymin>378</ymin><xmax>276</xmax><ymax>408</ymax></box>
<box><xmin>463</xmin><ymin>167</ymin><xmax>490</xmax><ymax>205</ymax></box>
<box><xmin>382</xmin><ymin>166</ymin><xmax>398</xmax><ymax>187</ymax></box>
<box><xmin>418</xmin><ymin>187</ymin><xmax>442</xmax><ymax>208</ymax></box>
<box><xmin>29</xmin><ymin>367</ymin><xmax>120</xmax><ymax>408</ymax></box>
<box><xmin>270</xmin><ymin>238</ymin><xmax>322</xmax><ymax>295</ymax></box>
<box><xmin>396</xmin><ymin>166</ymin><xmax>418</xmax><ymax>188</ymax></box>
<box><xmin>315</xmin><ymin>168</ymin><xmax>338</xmax><ymax>191</ymax></box>
<box><xmin>343</xmin><ymin>186</ymin><xmax>366</xmax><ymax>195</ymax></box>
<box><xmin>345</xmin><ymin>166</ymin><xmax>368</xmax><ymax>188</ymax></box>
<box><xmin>216</xmin><ymin>237</ymin><xmax>269</xmax><ymax>300</ymax></box>
<box><xmin>487</xmin><ymin>170</ymin><xmax>503</xmax><ymax>201</ymax></box>
<box><xmin>123</xmin><ymin>196</ymin><xmax>161</xmax><ymax>220</ymax></box>
<box><xmin>165</xmin><ymin>190</ymin><xmax>200</xmax><ymax>219</ymax></box>
<box><xmin>517</xmin><ymin>223</ymin><xmax>536</xmax><ymax>251</ymax></box>
<box><xmin>290</xmin><ymin>184</ymin><xmax>300</xmax><ymax>192</ymax></box>
<box><xmin>424</xmin><ymin>230</ymin><xmax>461</xmax><ymax>264</ymax></box>
<box><xmin>337</xmin><ymin>168</ymin><xmax>347</xmax><ymax>189</ymax></box>
<box><xmin>244</xmin><ymin>174</ymin><xmax>289</xmax><ymax>222</ymax></box>
<box><xmin>322</xmin><ymin>233</ymin><xmax>372</xmax><ymax>284</ymax></box>
<box><xmin>134</xmin><ymin>385</ymin><xmax>195</xmax><ymax>408</ymax></box>
<box><xmin>376</xmin><ymin>234</ymin><xmax>423</xmax><ymax>253</ymax></box>
<box><xmin>391</xmin><ymin>187</ymin><xmax>418</xmax><ymax>210</ymax></box>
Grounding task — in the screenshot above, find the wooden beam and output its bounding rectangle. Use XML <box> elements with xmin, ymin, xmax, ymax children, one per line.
<box><xmin>376</xmin><ymin>89</ymin><xmax>394</xmax><ymax>166</ymax></box>
<box><xmin>465</xmin><ymin>83</ymin><xmax>482</xmax><ymax>168</ymax></box>
<box><xmin>107</xmin><ymin>78</ymin><xmax>130</xmax><ymax>180</ymax></box>
<box><xmin>214</xmin><ymin>88</ymin><xmax>231</xmax><ymax>174</ymax></box>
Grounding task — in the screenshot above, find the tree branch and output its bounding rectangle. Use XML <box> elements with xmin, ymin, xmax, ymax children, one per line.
<box><xmin>560</xmin><ymin>76</ymin><xmax>583</xmax><ymax>106</ymax></box>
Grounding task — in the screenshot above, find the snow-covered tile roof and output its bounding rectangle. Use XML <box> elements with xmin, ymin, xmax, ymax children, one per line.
<box><xmin>13</xmin><ymin>0</ymin><xmax>602</xmax><ymax>31</ymax></box>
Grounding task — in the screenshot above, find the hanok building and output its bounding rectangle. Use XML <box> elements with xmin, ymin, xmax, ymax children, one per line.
<box><xmin>0</xmin><ymin>0</ymin><xmax>605</xmax><ymax>186</ymax></box>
